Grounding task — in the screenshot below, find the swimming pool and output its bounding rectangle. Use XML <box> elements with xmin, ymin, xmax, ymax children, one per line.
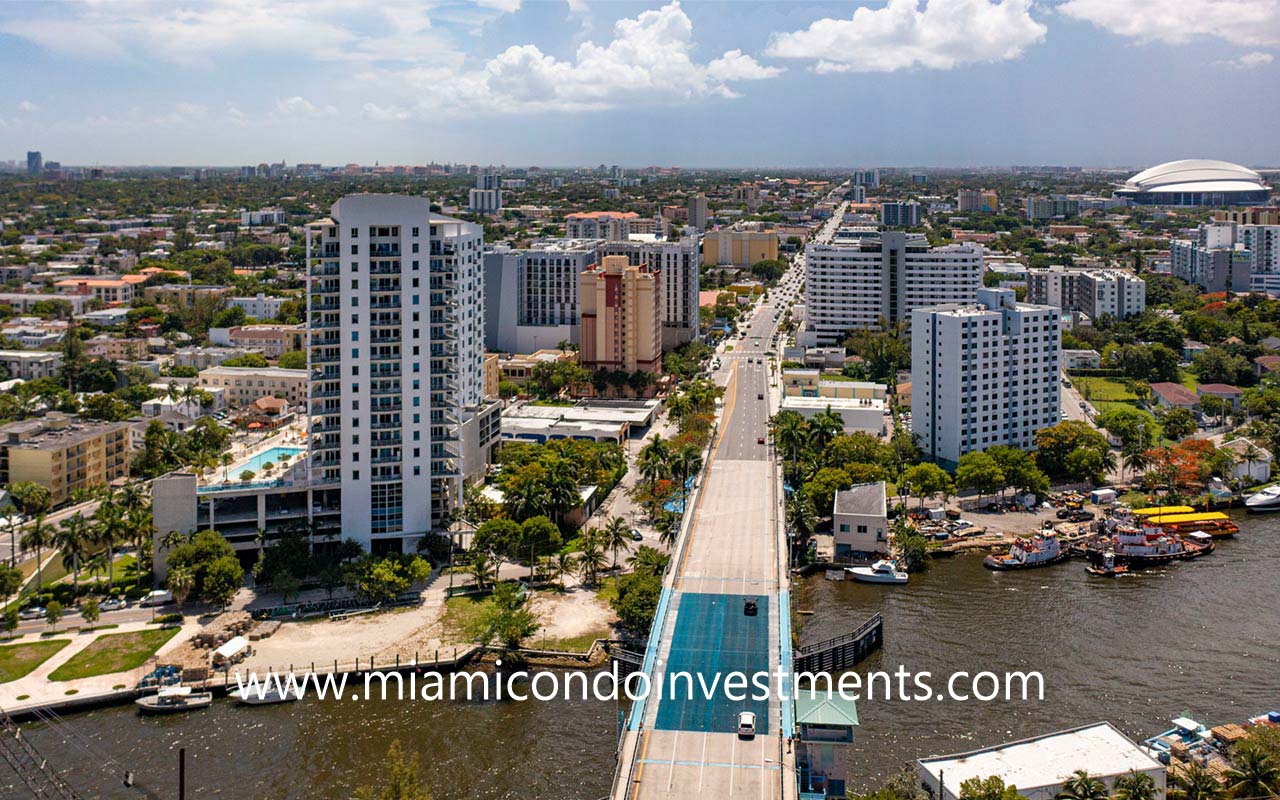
<box><xmin>238</xmin><ymin>446</ymin><xmax>303</xmax><ymax>474</ymax></box>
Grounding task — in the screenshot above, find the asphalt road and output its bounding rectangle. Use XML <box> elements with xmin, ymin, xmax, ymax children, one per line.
<box><xmin>618</xmin><ymin>263</ymin><xmax>803</xmax><ymax>800</ymax></box>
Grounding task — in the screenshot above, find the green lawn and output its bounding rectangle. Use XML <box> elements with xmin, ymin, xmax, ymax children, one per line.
<box><xmin>0</xmin><ymin>639</ymin><xmax>71</xmax><ymax>683</ymax></box>
<box><xmin>594</xmin><ymin>576</ymin><xmax>619</xmax><ymax>605</ymax></box>
<box><xmin>1074</xmin><ymin>376</ymin><xmax>1138</xmax><ymax>403</ymax></box>
<box><xmin>48</xmin><ymin>628</ymin><xmax>179</xmax><ymax>682</ymax></box>
<box><xmin>441</xmin><ymin>593</ymin><xmax>492</xmax><ymax>643</ymax></box>
<box><xmin>534</xmin><ymin>631</ymin><xmax>610</xmax><ymax>653</ymax></box>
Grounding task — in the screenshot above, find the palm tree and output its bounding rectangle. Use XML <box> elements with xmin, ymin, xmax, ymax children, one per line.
<box><xmin>92</xmin><ymin>502</ymin><xmax>128</xmax><ymax>592</ymax></box>
<box><xmin>21</xmin><ymin>515</ymin><xmax>51</xmax><ymax>591</ymax></box>
<box><xmin>220</xmin><ymin>452</ymin><xmax>234</xmax><ymax>482</ymax></box>
<box><xmin>577</xmin><ymin>531</ymin><xmax>607</xmax><ymax>586</ymax></box>
<box><xmin>786</xmin><ymin>490</ymin><xmax>818</xmax><ymax>539</ymax></box>
<box><xmin>542</xmin><ymin>456</ymin><xmax>581</xmax><ymax>525</ymax></box>
<box><xmin>602</xmin><ymin>517</ymin><xmax>630</xmax><ymax>569</ymax></box>
<box><xmin>656</xmin><ymin>512</ymin><xmax>680</xmax><ymax>549</ymax></box>
<box><xmin>637</xmin><ymin>436</ymin><xmax>671</xmax><ymax>490</ymax></box>
<box><xmin>671</xmin><ymin>444</ymin><xmax>703</xmax><ymax>491</ymax></box>
<box><xmin>1055</xmin><ymin>770</ymin><xmax>1107</xmax><ymax>800</ymax></box>
<box><xmin>808</xmin><ymin>407</ymin><xmax>843</xmax><ymax>452</ymax></box>
<box><xmin>547</xmin><ymin>551</ymin><xmax>578</xmax><ymax>589</ymax></box>
<box><xmin>469</xmin><ymin>551</ymin><xmax>495</xmax><ymax>591</ymax></box>
<box><xmin>55</xmin><ymin>512</ymin><xmax>93</xmax><ymax>593</ymax></box>
<box><xmin>1170</xmin><ymin>763</ymin><xmax>1224</xmax><ymax>800</ymax></box>
<box><xmin>769</xmin><ymin>410</ymin><xmax>808</xmax><ymax>468</ymax></box>
<box><xmin>1122</xmin><ymin>445</ymin><xmax>1150</xmax><ymax>484</ymax></box>
<box><xmin>628</xmin><ymin>546</ymin><xmax>668</xmax><ymax>577</ymax></box>
<box><xmin>166</xmin><ymin>566</ymin><xmax>194</xmax><ymax>613</ymax></box>
<box><xmin>1224</xmin><ymin>743</ymin><xmax>1279</xmax><ymax>799</ymax></box>
<box><xmin>1113</xmin><ymin>770</ymin><xmax>1157</xmax><ymax>800</ymax></box>
<box><xmin>8</xmin><ymin>481</ymin><xmax>51</xmax><ymax>564</ymax></box>
<box><xmin>1239</xmin><ymin>441</ymin><xmax>1264</xmax><ymax>486</ymax></box>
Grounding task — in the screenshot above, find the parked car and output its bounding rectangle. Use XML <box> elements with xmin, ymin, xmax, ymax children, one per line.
<box><xmin>1068</xmin><ymin>510</ymin><xmax>1096</xmax><ymax>522</ymax></box>
<box><xmin>19</xmin><ymin>606</ymin><xmax>46</xmax><ymax>621</ymax></box>
<box><xmin>757</xmin><ymin>393</ymin><xmax>764</xmax><ymax>400</ymax></box>
<box><xmin>100</xmin><ymin>597</ymin><xmax>129</xmax><ymax>612</ymax></box>
<box><xmin>737</xmin><ymin>711</ymin><xmax>757</xmax><ymax>738</ymax></box>
<box><xmin>629</xmin><ymin>528</ymin><xmax>643</xmax><ymax>542</ymax></box>
<box><xmin>756</xmin><ymin>437</ymin><xmax>765</xmax><ymax>445</ymax></box>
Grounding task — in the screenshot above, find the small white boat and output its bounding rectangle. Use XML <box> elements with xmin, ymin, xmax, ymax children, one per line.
<box><xmin>234</xmin><ymin>684</ymin><xmax>301</xmax><ymax>705</ymax></box>
<box><xmin>135</xmin><ymin>686</ymin><xmax>213</xmax><ymax>715</ymax></box>
<box><xmin>846</xmin><ymin>560</ymin><xmax>909</xmax><ymax>585</ymax></box>
<box><xmin>1245</xmin><ymin>484</ymin><xmax>1280</xmax><ymax>511</ymax></box>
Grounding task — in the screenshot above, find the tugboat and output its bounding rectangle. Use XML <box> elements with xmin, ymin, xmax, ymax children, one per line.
<box><xmin>984</xmin><ymin>532</ymin><xmax>1069</xmax><ymax>570</ymax></box>
<box><xmin>1085</xmin><ymin>550</ymin><xmax>1129</xmax><ymax>577</ymax></box>
<box><xmin>846</xmin><ymin>560</ymin><xmax>909</xmax><ymax>584</ymax></box>
<box><xmin>1085</xmin><ymin>526</ymin><xmax>1214</xmax><ymax>569</ymax></box>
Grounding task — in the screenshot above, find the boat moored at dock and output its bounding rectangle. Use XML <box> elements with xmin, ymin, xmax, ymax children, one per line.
<box><xmin>984</xmin><ymin>532</ymin><xmax>1068</xmax><ymax>570</ymax></box>
<box><xmin>1084</xmin><ymin>526</ymin><xmax>1214</xmax><ymax>568</ymax></box>
<box><xmin>846</xmin><ymin>560</ymin><xmax>909</xmax><ymax>584</ymax></box>
<box><xmin>1245</xmin><ymin>485</ymin><xmax>1280</xmax><ymax>511</ymax></box>
<box><xmin>135</xmin><ymin>686</ymin><xmax>213</xmax><ymax>715</ymax></box>
<box><xmin>1135</xmin><ymin>510</ymin><xmax>1239</xmax><ymax>538</ymax></box>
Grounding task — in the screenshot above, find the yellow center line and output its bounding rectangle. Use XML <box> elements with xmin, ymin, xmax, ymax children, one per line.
<box><xmin>629</xmin><ymin>729</ymin><xmax>653</xmax><ymax>800</ymax></box>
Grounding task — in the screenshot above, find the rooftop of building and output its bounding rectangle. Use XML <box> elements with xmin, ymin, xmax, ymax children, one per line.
<box><xmin>1118</xmin><ymin>159</ymin><xmax>1269</xmax><ymax>194</ymax></box>
<box><xmin>0</xmin><ymin>350</ymin><xmax>61</xmax><ymax>360</ymax></box>
<box><xmin>1197</xmin><ymin>383</ymin><xmax>1242</xmax><ymax>394</ymax></box>
<box><xmin>565</xmin><ymin>211</ymin><xmax>640</xmax><ymax>219</ymax></box>
<box><xmin>199</xmin><ymin>365</ymin><xmax>306</xmax><ymax>378</ymax></box>
<box><xmin>917</xmin><ymin>722</ymin><xmax>1161</xmax><ymax>796</ymax></box>
<box><xmin>1150</xmin><ymin>381</ymin><xmax>1199</xmax><ymax>405</ymax></box>
<box><xmin>833</xmin><ymin>481</ymin><xmax>888</xmax><ymax>517</ymax></box>
<box><xmin>0</xmin><ymin>414</ymin><xmax>131</xmax><ymax>449</ymax></box>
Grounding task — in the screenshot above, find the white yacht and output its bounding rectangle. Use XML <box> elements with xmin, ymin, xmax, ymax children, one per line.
<box><xmin>1245</xmin><ymin>485</ymin><xmax>1280</xmax><ymax>511</ymax></box>
<box><xmin>847</xmin><ymin>560</ymin><xmax>909</xmax><ymax>585</ymax></box>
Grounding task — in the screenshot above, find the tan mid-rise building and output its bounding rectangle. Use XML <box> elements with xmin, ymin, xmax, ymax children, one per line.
<box><xmin>579</xmin><ymin>255</ymin><xmax>662</xmax><ymax>374</ymax></box>
<box><xmin>702</xmin><ymin>229</ymin><xmax>779</xmax><ymax>267</ymax></box>
<box><xmin>197</xmin><ymin>365</ymin><xmax>307</xmax><ymax>407</ymax></box>
<box><xmin>0</xmin><ymin>414</ymin><xmax>132</xmax><ymax>506</ymax></box>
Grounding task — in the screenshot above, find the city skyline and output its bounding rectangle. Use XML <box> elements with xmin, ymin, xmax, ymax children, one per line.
<box><xmin>1</xmin><ymin>0</ymin><xmax>1278</xmax><ymax>168</ymax></box>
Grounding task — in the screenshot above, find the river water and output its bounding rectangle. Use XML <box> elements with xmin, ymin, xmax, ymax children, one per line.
<box><xmin>13</xmin><ymin>512</ymin><xmax>1280</xmax><ymax>798</ymax></box>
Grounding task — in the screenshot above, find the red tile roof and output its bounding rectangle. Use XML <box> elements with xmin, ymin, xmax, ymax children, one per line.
<box><xmin>1149</xmin><ymin>382</ymin><xmax>1198</xmax><ymax>406</ymax></box>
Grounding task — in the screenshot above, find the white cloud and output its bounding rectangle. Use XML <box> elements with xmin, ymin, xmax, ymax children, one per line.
<box><xmin>476</xmin><ymin>0</ymin><xmax>521</xmax><ymax>12</ymax></box>
<box><xmin>16</xmin><ymin>100</ymin><xmax>39</xmax><ymax>113</ymax></box>
<box><xmin>1214</xmin><ymin>50</ymin><xmax>1275</xmax><ymax>68</ymax></box>
<box><xmin>0</xmin><ymin>1</ymin><xmax>464</xmax><ymax>68</ymax></box>
<box><xmin>353</xmin><ymin>1</ymin><xmax>780</xmax><ymax>115</ymax></box>
<box><xmin>765</xmin><ymin>0</ymin><xmax>1047</xmax><ymax>73</ymax></box>
<box><xmin>275</xmin><ymin>96</ymin><xmax>338</xmax><ymax>118</ymax></box>
<box><xmin>1057</xmin><ymin>0</ymin><xmax>1280</xmax><ymax>47</ymax></box>
<box><xmin>362</xmin><ymin>102</ymin><xmax>413</xmax><ymax>122</ymax></box>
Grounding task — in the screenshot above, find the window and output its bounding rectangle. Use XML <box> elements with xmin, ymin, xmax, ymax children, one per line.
<box><xmin>351</xmin><ymin>227</ymin><xmax>358</xmax><ymax>237</ymax></box>
<box><xmin>353</xmin><ymin>470</ymin><xmax>360</xmax><ymax>480</ymax></box>
<box><xmin>351</xmin><ymin>245</ymin><xmax>358</xmax><ymax>255</ymax></box>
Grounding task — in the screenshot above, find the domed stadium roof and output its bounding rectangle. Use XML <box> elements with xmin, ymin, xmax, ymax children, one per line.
<box><xmin>1119</xmin><ymin>159</ymin><xmax>1269</xmax><ymax>194</ymax></box>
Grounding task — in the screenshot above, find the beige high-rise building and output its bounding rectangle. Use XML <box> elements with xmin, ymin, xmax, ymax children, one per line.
<box><xmin>702</xmin><ymin>229</ymin><xmax>779</xmax><ymax>267</ymax></box>
<box><xmin>579</xmin><ymin>255</ymin><xmax>662</xmax><ymax>374</ymax></box>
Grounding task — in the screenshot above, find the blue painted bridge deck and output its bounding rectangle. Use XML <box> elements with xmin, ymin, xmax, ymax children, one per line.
<box><xmin>653</xmin><ymin>592</ymin><xmax>771</xmax><ymax>735</ymax></box>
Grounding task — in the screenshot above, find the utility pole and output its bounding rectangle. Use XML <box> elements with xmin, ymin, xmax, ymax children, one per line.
<box><xmin>178</xmin><ymin>747</ymin><xmax>185</xmax><ymax>800</ymax></box>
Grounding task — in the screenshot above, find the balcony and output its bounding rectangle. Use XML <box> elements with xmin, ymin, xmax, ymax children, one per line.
<box><xmin>370</xmin><ymin>382</ymin><xmax>401</xmax><ymax>396</ymax></box>
<box><xmin>371</xmin><ymin>419</ymin><xmax>402</xmax><ymax>430</ymax></box>
<box><xmin>370</xmin><ymin>244</ymin><xmax>401</xmax><ymax>257</ymax></box>
<box><xmin>370</xmin><ymin>300</ymin><xmax>401</xmax><ymax>310</ymax></box>
<box><xmin>371</xmin><ymin>350</ymin><xmax>400</xmax><ymax>362</ymax></box>
<box><xmin>313</xmin><ymin>317</ymin><xmax>340</xmax><ymax>329</ymax></box>
<box><xmin>310</xmin><ymin>351</ymin><xmax>340</xmax><ymax>364</ymax></box>
<box><xmin>370</xmin><ymin>263</ymin><xmax>401</xmax><ymax>276</ymax></box>
<box><xmin>370</xmin><ymin>334</ymin><xmax>402</xmax><ymax>345</ymax></box>
<box><xmin>310</xmin><ymin>263</ymin><xmax>339</xmax><ymax>277</ymax></box>
<box><xmin>311</xmin><ymin>300</ymin><xmax>339</xmax><ymax>312</ymax></box>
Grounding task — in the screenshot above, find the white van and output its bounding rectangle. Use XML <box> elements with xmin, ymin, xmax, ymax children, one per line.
<box><xmin>140</xmin><ymin>590</ymin><xmax>173</xmax><ymax>607</ymax></box>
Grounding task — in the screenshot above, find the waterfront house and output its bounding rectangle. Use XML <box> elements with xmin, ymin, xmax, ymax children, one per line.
<box><xmin>1221</xmin><ymin>438</ymin><xmax>1272</xmax><ymax>483</ymax></box>
<box><xmin>832</xmin><ymin>482</ymin><xmax>889</xmax><ymax>559</ymax></box>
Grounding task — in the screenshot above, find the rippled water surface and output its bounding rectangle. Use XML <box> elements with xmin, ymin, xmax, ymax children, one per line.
<box><xmin>14</xmin><ymin>512</ymin><xmax>1280</xmax><ymax>798</ymax></box>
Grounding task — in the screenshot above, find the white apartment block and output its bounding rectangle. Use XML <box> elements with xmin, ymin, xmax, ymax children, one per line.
<box><xmin>803</xmin><ymin>230</ymin><xmax>982</xmax><ymax>345</ymax></box>
<box><xmin>1170</xmin><ymin>223</ymin><xmax>1253</xmax><ymax>293</ymax></box>
<box><xmin>197</xmin><ymin>365</ymin><xmax>307</xmax><ymax>407</ymax></box>
<box><xmin>228</xmin><ymin>293</ymin><xmax>286</xmax><ymax>320</ymax></box>
<box><xmin>307</xmin><ymin>195</ymin><xmax>486</xmax><ymax>551</ymax></box>
<box><xmin>565</xmin><ymin>211</ymin><xmax>641</xmax><ymax>241</ymax></box>
<box><xmin>482</xmin><ymin>240</ymin><xmax>595</xmax><ymax>354</ymax></box>
<box><xmin>241</xmin><ymin>207</ymin><xmax>287</xmax><ymax>226</ymax></box>
<box><xmin>1241</xmin><ymin>225</ymin><xmax>1280</xmax><ymax>293</ymax></box>
<box><xmin>912</xmin><ymin>288</ymin><xmax>1062</xmax><ymax>470</ymax></box>
<box><xmin>1026</xmin><ymin>266</ymin><xmax>1146</xmax><ymax>320</ymax></box>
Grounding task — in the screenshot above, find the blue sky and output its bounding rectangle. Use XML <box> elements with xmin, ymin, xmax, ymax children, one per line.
<box><xmin>0</xmin><ymin>0</ymin><xmax>1277</xmax><ymax>168</ymax></box>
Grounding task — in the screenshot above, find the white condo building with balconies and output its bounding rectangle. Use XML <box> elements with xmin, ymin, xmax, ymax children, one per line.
<box><xmin>307</xmin><ymin>195</ymin><xmax>486</xmax><ymax>552</ymax></box>
<box><xmin>803</xmin><ymin>229</ymin><xmax>982</xmax><ymax>345</ymax></box>
<box><xmin>912</xmin><ymin>288</ymin><xmax>1062</xmax><ymax>470</ymax></box>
